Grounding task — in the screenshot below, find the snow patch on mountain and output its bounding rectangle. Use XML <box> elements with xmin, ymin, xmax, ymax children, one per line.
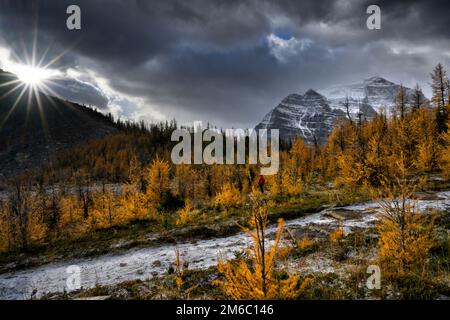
<box><xmin>256</xmin><ymin>76</ymin><xmax>428</xmax><ymax>144</ymax></box>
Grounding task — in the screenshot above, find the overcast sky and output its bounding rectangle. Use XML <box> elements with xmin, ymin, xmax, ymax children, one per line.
<box><xmin>0</xmin><ymin>0</ymin><xmax>449</xmax><ymax>128</ymax></box>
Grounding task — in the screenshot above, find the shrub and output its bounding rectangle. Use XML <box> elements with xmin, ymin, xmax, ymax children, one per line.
<box><xmin>213</xmin><ymin>183</ymin><xmax>243</xmax><ymax>211</ymax></box>
<box><xmin>214</xmin><ymin>196</ymin><xmax>300</xmax><ymax>299</ymax></box>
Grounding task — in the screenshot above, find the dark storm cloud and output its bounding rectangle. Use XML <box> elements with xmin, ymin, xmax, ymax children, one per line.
<box><xmin>51</xmin><ymin>78</ymin><xmax>109</xmax><ymax>108</ymax></box>
<box><xmin>0</xmin><ymin>0</ymin><xmax>449</xmax><ymax>127</ymax></box>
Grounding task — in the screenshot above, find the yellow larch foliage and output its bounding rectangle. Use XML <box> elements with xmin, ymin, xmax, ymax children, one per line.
<box><xmin>290</xmin><ymin>138</ymin><xmax>311</xmax><ymax>176</ymax></box>
<box><xmin>376</xmin><ymin>191</ymin><xmax>435</xmax><ymax>273</ymax></box>
<box><xmin>297</xmin><ymin>235</ymin><xmax>314</xmax><ymax>250</ymax></box>
<box><xmin>171</xmin><ymin>247</ymin><xmax>197</xmax><ymax>299</ymax></box>
<box><xmin>172</xmin><ymin>163</ymin><xmax>207</xmax><ymax>203</ymax></box>
<box><xmin>281</xmin><ymin>158</ymin><xmax>303</xmax><ymax>197</ymax></box>
<box><xmin>0</xmin><ymin>189</ymin><xmax>48</xmax><ymax>251</ymax></box>
<box><xmin>214</xmin><ymin>198</ymin><xmax>299</xmax><ymax>300</ymax></box>
<box><xmin>373</xmin><ymin>161</ymin><xmax>435</xmax><ymax>274</ymax></box>
<box><xmin>145</xmin><ymin>157</ymin><xmax>171</xmax><ymax>206</ymax></box>
<box><xmin>328</xmin><ymin>106</ymin><xmax>446</xmax><ymax>189</ymax></box>
<box><xmin>175</xmin><ymin>200</ymin><xmax>198</xmax><ymax>226</ymax></box>
<box><xmin>0</xmin><ymin>201</ymin><xmax>7</xmax><ymax>252</ymax></box>
<box><xmin>203</xmin><ymin>164</ymin><xmax>233</xmax><ymax>198</ymax></box>
<box><xmin>329</xmin><ymin>227</ymin><xmax>345</xmax><ymax>243</ymax></box>
<box><xmin>213</xmin><ymin>183</ymin><xmax>243</xmax><ymax>211</ymax></box>
<box><xmin>173</xmin><ymin>163</ymin><xmax>194</xmax><ymax>201</ymax></box>
<box><xmin>241</xmin><ymin>165</ymin><xmax>257</xmax><ymax>195</ymax></box>
<box><xmin>416</xmin><ymin>137</ymin><xmax>440</xmax><ymax>172</ymax></box>
<box><xmin>280</xmin><ymin>138</ymin><xmax>310</xmax><ymax>197</ymax></box>
<box><xmin>28</xmin><ymin>205</ymin><xmax>47</xmax><ymax>245</ymax></box>
<box><xmin>363</xmin><ymin>136</ymin><xmax>391</xmax><ymax>186</ymax></box>
<box><xmin>440</xmin><ymin>120</ymin><xmax>450</xmax><ymax>176</ymax></box>
<box><xmin>120</xmin><ymin>182</ymin><xmax>148</xmax><ymax>220</ymax></box>
<box><xmin>265</xmin><ymin>171</ymin><xmax>282</xmax><ymax>198</ymax></box>
<box><xmin>59</xmin><ymin>195</ymin><xmax>90</xmax><ymax>236</ymax></box>
<box><xmin>174</xmin><ymin>246</ymin><xmax>185</xmax><ymax>297</ymax></box>
<box><xmin>88</xmin><ymin>188</ymin><xmax>118</xmax><ymax>229</ymax></box>
<box><xmin>410</xmin><ymin>108</ymin><xmax>441</xmax><ymax>171</ymax></box>
<box><xmin>335</xmin><ymin>151</ymin><xmax>364</xmax><ymax>187</ymax></box>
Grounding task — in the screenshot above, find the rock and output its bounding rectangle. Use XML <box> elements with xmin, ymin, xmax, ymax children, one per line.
<box><xmin>119</xmin><ymin>263</ymin><xmax>127</xmax><ymax>267</ymax></box>
<box><xmin>136</xmin><ymin>269</ymin><xmax>145</xmax><ymax>275</ymax></box>
<box><xmin>256</xmin><ymin>90</ymin><xmax>343</xmax><ymax>145</ymax></box>
<box><xmin>290</xmin><ymin>224</ymin><xmax>329</xmax><ymax>241</ymax></box>
<box><xmin>324</xmin><ymin>209</ymin><xmax>362</xmax><ymax>220</ymax></box>
<box><xmin>152</xmin><ymin>260</ymin><xmax>162</xmax><ymax>267</ymax></box>
<box><xmin>413</xmin><ymin>192</ymin><xmax>444</xmax><ymax>201</ymax></box>
<box><xmin>110</xmin><ymin>240</ymin><xmax>134</xmax><ymax>249</ymax></box>
<box><xmin>167</xmin><ymin>266</ymin><xmax>175</xmax><ymax>274</ymax></box>
<box><xmin>113</xmin><ymin>289</ymin><xmax>129</xmax><ymax>299</ymax></box>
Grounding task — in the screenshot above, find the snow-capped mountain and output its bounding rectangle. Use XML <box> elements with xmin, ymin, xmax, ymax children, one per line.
<box><xmin>256</xmin><ymin>76</ymin><xmax>427</xmax><ymax>144</ymax></box>
<box><xmin>256</xmin><ymin>89</ymin><xmax>345</xmax><ymax>145</ymax></box>
<box><xmin>320</xmin><ymin>76</ymin><xmax>423</xmax><ymax>116</ymax></box>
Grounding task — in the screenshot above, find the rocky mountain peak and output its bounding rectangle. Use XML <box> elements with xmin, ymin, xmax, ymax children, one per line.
<box><xmin>256</xmin><ymin>76</ymin><xmax>429</xmax><ymax>145</ymax></box>
<box><xmin>282</xmin><ymin>93</ymin><xmax>303</xmax><ymax>102</ymax></box>
<box><xmin>363</xmin><ymin>76</ymin><xmax>394</xmax><ymax>86</ymax></box>
<box><xmin>304</xmin><ymin>89</ymin><xmax>323</xmax><ymax>98</ymax></box>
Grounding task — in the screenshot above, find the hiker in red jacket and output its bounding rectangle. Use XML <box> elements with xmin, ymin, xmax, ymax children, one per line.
<box><xmin>258</xmin><ymin>175</ymin><xmax>265</xmax><ymax>193</ymax></box>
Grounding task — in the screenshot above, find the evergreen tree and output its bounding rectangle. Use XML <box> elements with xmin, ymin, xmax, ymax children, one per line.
<box><xmin>394</xmin><ymin>84</ymin><xmax>408</xmax><ymax>119</ymax></box>
<box><xmin>411</xmin><ymin>84</ymin><xmax>424</xmax><ymax>112</ymax></box>
<box><xmin>431</xmin><ymin>63</ymin><xmax>449</xmax><ymax>132</ymax></box>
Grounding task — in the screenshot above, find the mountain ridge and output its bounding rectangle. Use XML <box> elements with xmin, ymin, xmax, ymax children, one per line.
<box><xmin>0</xmin><ymin>69</ymin><xmax>119</xmax><ymax>176</ymax></box>
<box><xmin>256</xmin><ymin>76</ymin><xmax>428</xmax><ymax>144</ymax></box>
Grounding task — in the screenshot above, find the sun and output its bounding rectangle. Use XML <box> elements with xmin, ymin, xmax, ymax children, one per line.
<box><xmin>15</xmin><ymin>64</ymin><xmax>53</xmax><ymax>86</ymax></box>
<box><xmin>0</xmin><ymin>28</ymin><xmax>73</xmax><ymax>136</ymax></box>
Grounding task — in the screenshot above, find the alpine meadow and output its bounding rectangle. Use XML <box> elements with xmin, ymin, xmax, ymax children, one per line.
<box><xmin>0</xmin><ymin>0</ymin><xmax>449</xmax><ymax>308</ymax></box>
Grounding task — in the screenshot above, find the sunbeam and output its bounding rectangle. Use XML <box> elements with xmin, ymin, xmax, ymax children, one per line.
<box><xmin>16</xmin><ymin>64</ymin><xmax>52</xmax><ymax>85</ymax></box>
<box><xmin>0</xmin><ymin>42</ymin><xmax>68</xmax><ymax>138</ymax></box>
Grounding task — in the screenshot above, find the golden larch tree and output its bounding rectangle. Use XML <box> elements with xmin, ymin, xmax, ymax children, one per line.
<box><xmin>214</xmin><ymin>194</ymin><xmax>299</xmax><ymax>299</ymax></box>
<box><xmin>145</xmin><ymin>157</ymin><xmax>171</xmax><ymax>206</ymax></box>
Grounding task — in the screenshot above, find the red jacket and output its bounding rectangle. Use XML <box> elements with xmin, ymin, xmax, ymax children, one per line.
<box><xmin>258</xmin><ymin>175</ymin><xmax>265</xmax><ymax>186</ymax></box>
